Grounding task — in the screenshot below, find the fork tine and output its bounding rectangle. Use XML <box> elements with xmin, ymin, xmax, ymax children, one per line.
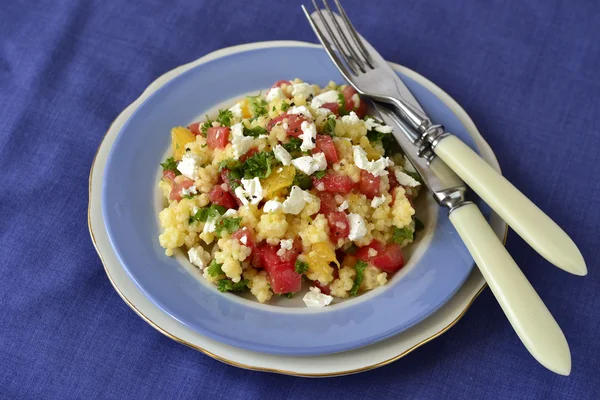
<box><xmin>312</xmin><ymin>0</ymin><xmax>360</xmax><ymax>75</ymax></box>
<box><xmin>322</xmin><ymin>0</ymin><xmax>367</xmax><ymax>72</ymax></box>
<box><xmin>301</xmin><ymin>5</ymin><xmax>355</xmax><ymax>79</ymax></box>
<box><xmin>333</xmin><ymin>0</ymin><xmax>373</xmax><ymax>67</ymax></box>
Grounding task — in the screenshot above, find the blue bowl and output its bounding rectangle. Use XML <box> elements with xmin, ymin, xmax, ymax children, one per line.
<box><xmin>102</xmin><ymin>46</ymin><xmax>480</xmax><ymax>355</ymax></box>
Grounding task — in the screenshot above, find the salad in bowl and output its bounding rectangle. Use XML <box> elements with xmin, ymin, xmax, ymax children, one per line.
<box><xmin>157</xmin><ymin>79</ymin><xmax>422</xmax><ymax>307</ymax></box>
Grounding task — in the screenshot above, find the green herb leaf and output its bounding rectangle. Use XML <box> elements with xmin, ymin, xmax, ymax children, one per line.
<box><xmin>200</xmin><ymin>115</ymin><xmax>213</xmax><ymax>136</ymax></box>
<box><xmin>189</xmin><ymin>204</ymin><xmax>227</xmax><ymax>224</ymax></box>
<box><xmin>292</xmin><ymin>172</ymin><xmax>313</xmax><ymax>190</ymax></box>
<box><xmin>392</xmin><ymin>225</ymin><xmax>414</xmax><ymax>244</ymax></box>
<box><xmin>243</xmin><ymin>126</ymin><xmax>268</xmax><ymax>138</ymax></box>
<box><xmin>337</xmin><ymin>92</ymin><xmax>348</xmax><ymax>116</ymax></box>
<box><xmin>294</xmin><ymin>260</ymin><xmax>309</xmax><ymax>274</ymax></box>
<box><xmin>160</xmin><ymin>157</ymin><xmax>181</xmax><ymax>175</ymax></box>
<box><xmin>217</xmin><ymin>279</ymin><xmax>249</xmax><ymax>293</ymax></box>
<box><xmin>216</xmin><ymin>109</ymin><xmax>234</xmax><ymax>127</ymax></box>
<box><xmin>219</xmin><ymin>158</ymin><xmax>243</xmax><ymax>171</ymax></box>
<box><xmin>312</xmin><ymin>170</ymin><xmax>326</xmax><ymax>180</ymax></box>
<box><xmin>349</xmin><ymin>260</ymin><xmax>368</xmax><ymax>296</ymax></box>
<box><xmin>284</xmin><ymin>292</ymin><xmax>295</xmax><ymax>299</ymax></box>
<box><xmin>247</xmin><ymin>94</ymin><xmax>268</xmax><ymax>117</ymax></box>
<box><xmin>322</xmin><ymin>117</ymin><xmax>336</xmax><ymax>136</ymax></box>
<box><xmin>206</xmin><ymin>260</ymin><xmax>224</xmax><ymax>277</ymax></box>
<box><xmin>283</xmin><ymin>137</ymin><xmax>303</xmax><ymax>155</ymax></box>
<box><xmin>280</xmin><ymin>102</ymin><xmax>290</xmax><ymax>112</ymax></box>
<box><xmin>243</xmin><ymin>151</ymin><xmax>275</xmax><ymax>179</ymax></box>
<box><xmin>215</xmin><ymin>217</ymin><xmax>242</xmax><ymax>238</ymax></box>
<box><xmin>366</xmin><ymin>129</ymin><xmax>389</xmax><ymax>143</ymax></box>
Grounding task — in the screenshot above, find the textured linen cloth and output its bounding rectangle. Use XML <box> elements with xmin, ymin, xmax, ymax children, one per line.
<box><xmin>1</xmin><ymin>0</ymin><xmax>598</xmax><ymax>398</ymax></box>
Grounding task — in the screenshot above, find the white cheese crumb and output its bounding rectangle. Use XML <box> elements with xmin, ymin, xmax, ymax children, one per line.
<box><xmin>374</xmin><ymin>124</ymin><xmax>392</xmax><ymax>133</ymax></box>
<box><xmin>299</xmin><ymin>121</ymin><xmax>317</xmax><ymax>151</ymax></box>
<box><xmin>273</xmin><ymin>145</ymin><xmax>292</xmax><ymax>166</ymax></box>
<box><xmin>395</xmin><ymin>169</ymin><xmax>421</xmax><ymax>187</ymax></box>
<box><xmin>176</xmin><ymin>153</ymin><xmax>201</xmax><ymax>180</ymax></box>
<box><xmin>310</xmin><ymin>90</ymin><xmax>339</xmax><ymax>109</ymax></box>
<box><xmin>266</xmin><ymin>87</ymin><xmax>286</xmax><ymax>102</ymax></box>
<box><xmin>303</xmin><ymin>286</ymin><xmax>333</xmax><ymax>308</ymax></box>
<box><xmin>203</xmin><ymin>216</ymin><xmax>218</xmax><ymax>234</ymax></box>
<box><xmin>282</xmin><ymin>186</ymin><xmax>313</xmax><ymax>215</ymax></box>
<box><xmin>341</xmin><ymin>111</ymin><xmax>360</xmax><ymax>126</ymax></box>
<box><xmin>288</xmin><ymin>105</ymin><xmax>313</xmax><ymax>119</ymax></box>
<box><xmin>192</xmin><ymin>206</ymin><xmax>199</xmax><ymax>215</ymax></box>
<box><xmin>276</xmin><ymin>238</ymin><xmax>294</xmax><ymax>256</ymax></box>
<box><xmin>337</xmin><ymin>200</ymin><xmax>349</xmax><ymax>211</ymax></box>
<box><xmin>230</xmin><ymin>123</ymin><xmax>253</xmax><ymax>159</ymax></box>
<box><xmin>263</xmin><ymin>200</ymin><xmax>283</xmax><ymax>213</ymax></box>
<box><xmin>347</xmin><ymin>213</ymin><xmax>368</xmax><ymax>241</ymax></box>
<box><xmin>240</xmin><ymin>236</ymin><xmax>247</xmax><ymax>245</ymax></box>
<box><xmin>316</xmin><ymin>182</ymin><xmax>325</xmax><ymax>191</ymax></box>
<box><xmin>403</xmin><ymin>158</ymin><xmax>417</xmax><ymax>173</ymax></box>
<box><xmin>291</xmin><ymin>152</ymin><xmax>327</xmax><ymax>175</ymax></box>
<box><xmin>180</xmin><ymin>185</ymin><xmax>197</xmax><ymax>197</ymax></box>
<box><xmin>367</xmin><ymin>248</ymin><xmax>378</xmax><ymax>258</ymax></box>
<box><xmin>187</xmin><ymin>246</ymin><xmax>211</xmax><ymax>270</ymax></box>
<box><xmin>370</xmin><ymin>195</ymin><xmax>386</xmax><ymax>208</ymax></box>
<box><xmin>351</xmin><ymin>93</ymin><xmax>360</xmax><ymax>109</ymax></box>
<box><xmin>291</xmin><ymin>83</ymin><xmax>315</xmax><ymax>99</ymax></box>
<box><xmin>364</xmin><ymin>117</ymin><xmax>392</xmax><ymax>133</ymax></box>
<box><xmin>223</xmin><ymin>209</ymin><xmax>237</xmax><ymax>217</ymax></box>
<box><xmin>234</xmin><ymin>177</ymin><xmax>264</xmax><ymax>205</ymax></box>
<box><xmin>352</xmin><ymin>145</ymin><xmax>394</xmax><ymax>177</ymax></box>
<box><xmin>229</xmin><ymin>103</ymin><xmax>243</xmax><ymax>118</ymax></box>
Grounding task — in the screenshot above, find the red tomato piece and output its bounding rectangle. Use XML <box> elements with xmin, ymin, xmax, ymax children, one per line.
<box><xmin>278</xmin><ymin>239</ymin><xmax>302</xmax><ymax>263</ymax></box>
<box><xmin>208</xmin><ymin>185</ymin><xmax>237</xmax><ymax>209</ymax></box>
<box><xmin>388</xmin><ymin>168</ymin><xmax>400</xmax><ymax>190</ymax></box>
<box><xmin>239</xmin><ymin>146</ymin><xmax>259</xmax><ymax>162</ymax></box>
<box><xmin>188</xmin><ymin>122</ymin><xmax>201</xmax><ymax>136</ymax></box>
<box><xmin>313</xmin><ymin>280</ymin><xmax>331</xmax><ymax>295</ymax></box>
<box><xmin>169</xmin><ymin>179</ymin><xmax>194</xmax><ymax>201</ymax></box>
<box><xmin>258</xmin><ymin>245</ymin><xmax>302</xmax><ymax>294</ymax></box>
<box><xmin>358</xmin><ymin>170</ymin><xmax>381</xmax><ymax>199</ymax></box>
<box><xmin>220</xmin><ymin>169</ymin><xmax>244</xmax><ymax>206</ymax></box>
<box><xmin>272</xmin><ymin>79</ymin><xmax>290</xmax><ymax>88</ymax></box>
<box><xmin>341</xmin><ymin>86</ymin><xmax>368</xmax><ymax>117</ymax></box>
<box><xmin>162</xmin><ymin>170</ymin><xmax>176</xmax><ymax>182</ymax></box>
<box><xmin>267</xmin><ymin>114</ymin><xmax>287</xmax><ymax>132</ymax></box>
<box><xmin>266</xmin><ymin>114</ymin><xmax>309</xmax><ymax>137</ymax></box>
<box><xmin>372</xmin><ymin>243</ymin><xmax>405</xmax><ymax>273</ymax></box>
<box><xmin>316</xmin><ymin>191</ymin><xmax>337</xmax><ymax>213</ymax></box>
<box><xmin>232</xmin><ymin>228</ymin><xmax>255</xmax><ymax>251</ymax></box>
<box><xmin>355</xmin><ymin>239</ymin><xmax>385</xmax><ymax>263</ymax></box>
<box><xmin>313</xmin><ymin>173</ymin><xmax>355</xmax><ymax>194</ymax></box>
<box><xmin>327</xmin><ymin>211</ymin><xmax>350</xmax><ymax>241</ymax></box>
<box><xmin>206</xmin><ymin>127</ymin><xmax>230</xmax><ymax>149</ymax></box>
<box><xmin>320</xmin><ymin>102</ymin><xmax>340</xmax><ymax>116</ymax></box>
<box><xmin>312</xmin><ymin>135</ymin><xmax>339</xmax><ymax>164</ymax></box>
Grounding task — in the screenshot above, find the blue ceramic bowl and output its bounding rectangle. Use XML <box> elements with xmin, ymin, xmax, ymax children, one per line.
<box><xmin>103</xmin><ymin>46</ymin><xmax>480</xmax><ymax>355</ymax></box>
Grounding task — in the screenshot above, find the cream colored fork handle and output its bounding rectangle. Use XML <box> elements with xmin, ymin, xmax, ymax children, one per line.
<box><xmin>435</xmin><ymin>135</ymin><xmax>586</xmax><ymax>276</ymax></box>
<box><xmin>450</xmin><ymin>203</ymin><xmax>571</xmax><ymax>375</ymax></box>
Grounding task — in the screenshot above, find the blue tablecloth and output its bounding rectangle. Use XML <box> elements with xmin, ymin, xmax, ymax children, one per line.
<box><xmin>1</xmin><ymin>0</ymin><xmax>598</xmax><ymax>398</ymax></box>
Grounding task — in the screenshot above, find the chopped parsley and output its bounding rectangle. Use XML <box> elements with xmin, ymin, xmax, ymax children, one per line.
<box><xmin>349</xmin><ymin>260</ymin><xmax>368</xmax><ymax>296</ymax></box>
<box><xmin>284</xmin><ymin>292</ymin><xmax>295</xmax><ymax>299</ymax></box>
<box><xmin>247</xmin><ymin>94</ymin><xmax>268</xmax><ymax>117</ymax></box>
<box><xmin>313</xmin><ymin>170</ymin><xmax>327</xmax><ymax>179</ymax></box>
<box><xmin>160</xmin><ymin>157</ymin><xmax>180</xmax><ymax>175</ymax></box>
<box><xmin>216</xmin><ymin>109</ymin><xmax>233</xmax><ymax>127</ymax></box>
<box><xmin>283</xmin><ymin>137</ymin><xmax>304</xmax><ymax>157</ymax></box>
<box><xmin>294</xmin><ymin>260</ymin><xmax>309</xmax><ymax>274</ymax></box>
<box><xmin>292</xmin><ymin>172</ymin><xmax>313</xmax><ymax>190</ymax></box>
<box><xmin>243</xmin><ymin>150</ymin><xmax>275</xmax><ymax>179</ymax></box>
<box><xmin>215</xmin><ymin>217</ymin><xmax>242</xmax><ymax>238</ymax></box>
<box><xmin>217</xmin><ymin>279</ymin><xmax>249</xmax><ymax>293</ymax></box>
<box><xmin>206</xmin><ymin>260</ymin><xmax>224</xmax><ymax>277</ymax></box>
<box><xmin>322</xmin><ymin>117</ymin><xmax>336</xmax><ymax>136</ymax></box>
<box><xmin>280</xmin><ymin>102</ymin><xmax>290</xmax><ymax>112</ymax></box>
<box><xmin>243</xmin><ymin>126</ymin><xmax>267</xmax><ymax>138</ymax></box>
<box><xmin>188</xmin><ymin>204</ymin><xmax>226</xmax><ymax>224</ymax></box>
<box><xmin>219</xmin><ymin>158</ymin><xmax>243</xmax><ymax>171</ymax></box>
<box><xmin>366</xmin><ymin>129</ymin><xmax>389</xmax><ymax>143</ymax></box>
<box><xmin>392</xmin><ymin>225</ymin><xmax>414</xmax><ymax>244</ymax></box>
<box><xmin>337</xmin><ymin>92</ymin><xmax>349</xmax><ymax>116</ymax></box>
<box><xmin>200</xmin><ymin>116</ymin><xmax>213</xmax><ymax>136</ymax></box>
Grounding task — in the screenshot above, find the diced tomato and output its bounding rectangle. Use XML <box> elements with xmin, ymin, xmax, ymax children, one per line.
<box><xmin>313</xmin><ymin>173</ymin><xmax>355</xmax><ymax>194</ymax></box>
<box><xmin>327</xmin><ymin>211</ymin><xmax>349</xmax><ymax>241</ymax></box>
<box><xmin>313</xmin><ymin>280</ymin><xmax>331</xmax><ymax>295</ymax></box>
<box><xmin>162</xmin><ymin>170</ymin><xmax>176</xmax><ymax>182</ymax></box>
<box><xmin>188</xmin><ymin>122</ymin><xmax>201</xmax><ymax>136</ymax></box>
<box><xmin>316</xmin><ymin>191</ymin><xmax>337</xmax><ymax>213</ymax></box>
<box><xmin>240</xmin><ymin>146</ymin><xmax>259</xmax><ymax>162</ymax></box>
<box><xmin>272</xmin><ymin>79</ymin><xmax>290</xmax><ymax>88</ymax></box>
<box><xmin>267</xmin><ymin>114</ymin><xmax>287</xmax><ymax>132</ymax></box>
<box><xmin>355</xmin><ymin>239</ymin><xmax>385</xmax><ymax>263</ymax></box>
<box><xmin>388</xmin><ymin>168</ymin><xmax>399</xmax><ymax>190</ymax></box>
<box><xmin>372</xmin><ymin>243</ymin><xmax>405</xmax><ymax>273</ymax></box>
<box><xmin>321</xmin><ymin>102</ymin><xmax>340</xmax><ymax>116</ymax></box>
<box><xmin>340</xmin><ymin>86</ymin><xmax>368</xmax><ymax>118</ymax></box>
<box><xmin>354</xmin><ymin>99</ymin><xmax>368</xmax><ymax>118</ymax></box>
<box><xmin>232</xmin><ymin>228</ymin><xmax>255</xmax><ymax>252</ymax></box>
<box><xmin>312</xmin><ymin>135</ymin><xmax>339</xmax><ymax>164</ymax></box>
<box><xmin>206</xmin><ymin>127</ymin><xmax>230</xmax><ymax>149</ymax></box>
<box><xmin>257</xmin><ymin>245</ymin><xmax>302</xmax><ymax>294</ymax></box>
<box><xmin>266</xmin><ymin>114</ymin><xmax>309</xmax><ymax>137</ymax></box>
<box><xmin>278</xmin><ymin>239</ymin><xmax>302</xmax><ymax>263</ymax></box>
<box><xmin>208</xmin><ymin>185</ymin><xmax>237</xmax><ymax>209</ymax></box>
<box><xmin>358</xmin><ymin>170</ymin><xmax>381</xmax><ymax>199</ymax></box>
<box><xmin>220</xmin><ymin>169</ymin><xmax>244</xmax><ymax>206</ymax></box>
<box><xmin>169</xmin><ymin>179</ymin><xmax>194</xmax><ymax>201</ymax></box>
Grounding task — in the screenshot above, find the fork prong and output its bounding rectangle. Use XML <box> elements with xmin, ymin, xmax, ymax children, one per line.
<box><xmin>333</xmin><ymin>0</ymin><xmax>373</xmax><ymax>67</ymax></box>
<box><xmin>301</xmin><ymin>5</ymin><xmax>355</xmax><ymax>79</ymax></box>
<box><xmin>322</xmin><ymin>0</ymin><xmax>366</xmax><ymax>73</ymax></box>
<box><xmin>312</xmin><ymin>0</ymin><xmax>360</xmax><ymax>75</ymax></box>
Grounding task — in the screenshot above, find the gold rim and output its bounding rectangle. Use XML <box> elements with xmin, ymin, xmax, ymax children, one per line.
<box><xmin>88</xmin><ymin>43</ymin><xmax>507</xmax><ymax>377</ymax></box>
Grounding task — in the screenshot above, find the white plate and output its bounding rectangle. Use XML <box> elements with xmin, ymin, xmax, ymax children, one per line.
<box><xmin>88</xmin><ymin>40</ymin><xmax>506</xmax><ymax>377</ymax></box>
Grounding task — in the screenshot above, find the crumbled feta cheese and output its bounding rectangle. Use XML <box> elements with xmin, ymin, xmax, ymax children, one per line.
<box><xmin>395</xmin><ymin>169</ymin><xmax>421</xmax><ymax>187</ymax></box>
<box><xmin>266</xmin><ymin>87</ymin><xmax>286</xmax><ymax>102</ymax></box>
<box><xmin>235</xmin><ymin>177</ymin><xmax>264</xmax><ymax>205</ymax></box>
<box><xmin>316</xmin><ymin>182</ymin><xmax>325</xmax><ymax>191</ymax></box>
<box><xmin>180</xmin><ymin>185</ymin><xmax>197</xmax><ymax>197</ymax></box>
<box><xmin>374</xmin><ymin>124</ymin><xmax>392</xmax><ymax>134</ymax></box>
<box><xmin>303</xmin><ymin>286</ymin><xmax>333</xmax><ymax>308</ymax></box>
<box><xmin>337</xmin><ymin>200</ymin><xmax>349</xmax><ymax>211</ymax></box>
<box><xmin>263</xmin><ymin>200</ymin><xmax>283</xmax><ymax>213</ymax></box>
<box><xmin>240</xmin><ymin>236</ymin><xmax>247</xmax><ymax>245</ymax></box>
<box><xmin>291</xmin><ymin>152</ymin><xmax>326</xmax><ymax>175</ymax></box>
<box><xmin>341</xmin><ymin>111</ymin><xmax>360</xmax><ymax>125</ymax></box>
<box><xmin>192</xmin><ymin>206</ymin><xmax>199</xmax><ymax>215</ymax></box>
<box><xmin>176</xmin><ymin>153</ymin><xmax>201</xmax><ymax>180</ymax></box>
<box><xmin>351</xmin><ymin>93</ymin><xmax>360</xmax><ymax>109</ymax></box>
<box><xmin>310</xmin><ymin>90</ymin><xmax>339</xmax><ymax>109</ymax></box>
<box><xmin>403</xmin><ymin>158</ymin><xmax>417</xmax><ymax>173</ymax></box>
<box><xmin>364</xmin><ymin>117</ymin><xmax>392</xmax><ymax>134</ymax></box>
<box><xmin>292</xmin><ymin>83</ymin><xmax>315</xmax><ymax>98</ymax></box>
<box><xmin>371</xmin><ymin>195</ymin><xmax>386</xmax><ymax>208</ymax></box>
<box><xmin>282</xmin><ymin>186</ymin><xmax>313</xmax><ymax>215</ymax></box>
<box><xmin>367</xmin><ymin>248</ymin><xmax>378</xmax><ymax>257</ymax></box>
<box><xmin>352</xmin><ymin>145</ymin><xmax>393</xmax><ymax>177</ymax></box>
<box><xmin>273</xmin><ymin>145</ymin><xmax>292</xmax><ymax>166</ymax></box>
<box><xmin>230</xmin><ymin>123</ymin><xmax>253</xmax><ymax>159</ymax></box>
<box><xmin>347</xmin><ymin>213</ymin><xmax>368</xmax><ymax>241</ymax></box>
<box><xmin>229</xmin><ymin>103</ymin><xmax>243</xmax><ymax>118</ymax></box>
<box><xmin>288</xmin><ymin>105</ymin><xmax>313</xmax><ymax>119</ymax></box>
<box><xmin>203</xmin><ymin>216</ymin><xmax>217</xmax><ymax>234</ymax></box>
<box><xmin>223</xmin><ymin>209</ymin><xmax>237</xmax><ymax>217</ymax></box>
<box><xmin>316</xmin><ymin>107</ymin><xmax>332</xmax><ymax>116</ymax></box>
<box><xmin>280</xmin><ymin>238</ymin><xmax>294</xmax><ymax>250</ymax></box>
<box><xmin>257</xmin><ymin>134</ymin><xmax>269</xmax><ymax>139</ymax></box>
<box><xmin>188</xmin><ymin>246</ymin><xmax>211</xmax><ymax>269</ymax></box>
<box><xmin>299</xmin><ymin>121</ymin><xmax>317</xmax><ymax>151</ymax></box>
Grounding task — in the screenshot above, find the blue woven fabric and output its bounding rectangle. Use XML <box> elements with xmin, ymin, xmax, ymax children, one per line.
<box><xmin>1</xmin><ymin>0</ymin><xmax>598</xmax><ymax>398</ymax></box>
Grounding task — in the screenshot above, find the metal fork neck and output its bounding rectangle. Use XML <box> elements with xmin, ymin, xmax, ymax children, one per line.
<box><xmin>389</xmin><ymin>97</ymin><xmax>448</xmax><ymax>148</ymax></box>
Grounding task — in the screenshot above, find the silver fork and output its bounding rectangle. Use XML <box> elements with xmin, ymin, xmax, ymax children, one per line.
<box><xmin>302</xmin><ymin>0</ymin><xmax>587</xmax><ymax>278</ymax></box>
